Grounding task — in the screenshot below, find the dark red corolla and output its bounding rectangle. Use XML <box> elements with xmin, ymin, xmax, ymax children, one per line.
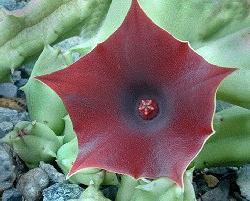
<box><xmin>37</xmin><ymin>0</ymin><xmax>234</xmax><ymax>185</ymax></box>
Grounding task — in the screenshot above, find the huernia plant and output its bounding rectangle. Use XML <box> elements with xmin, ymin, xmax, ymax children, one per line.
<box><xmin>37</xmin><ymin>0</ymin><xmax>234</xmax><ymax>186</ymax></box>
<box><xmin>1</xmin><ymin>0</ymin><xmax>249</xmax><ymax>200</ymax></box>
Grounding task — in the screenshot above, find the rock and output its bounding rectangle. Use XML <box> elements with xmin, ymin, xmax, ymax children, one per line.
<box><xmin>15</xmin><ymin>79</ymin><xmax>28</xmax><ymax>88</ymax></box>
<box><xmin>0</xmin><ymin>83</ymin><xmax>18</xmax><ymax>97</ymax></box>
<box><xmin>0</xmin><ymin>121</ymin><xmax>13</xmax><ymax>138</ymax></box>
<box><xmin>101</xmin><ymin>185</ymin><xmax>118</xmax><ymax>201</ymax></box>
<box><xmin>17</xmin><ymin>168</ymin><xmax>49</xmax><ymax>201</ymax></box>
<box><xmin>204</xmin><ymin>167</ymin><xmax>231</xmax><ymax>176</ymax></box>
<box><xmin>39</xmin><ymin>162</ymin><xmax>66</xmax><ymax>184</ymax></box>
<box><xmin>0</xmin><ymin>107</ymin><xmax>18</xmax><ymax>122</ymax></box>
<box><xmin>0</xmin><ymin>107</ymin><xmax>29</xmax><ymax>125</ymax></box>
<box><xmin>216</xmin><ymin>100</ymin><xmax>233</xmax><ymax>113</ymax></box>
<box><xmin>237</xmin><ymin>165</ymin><xmax>250</xmax><ymax>200</ymax></box>
<box><xmin>2</xmin><ymin>188</ymin><xmax>23</xmax><ymax>201</ymax></box>
<box><xmin>0</xmin><ymin>0</ymin><xmax>29</xmax><ymax>11</ymax></box>
<box><xmin>72</xmin><ymin>52</ymin><xmax>81</xmax><ymax>62</ymax></box>
<box><xmin>54</xmin><ymin>36</ymin><xmax>82</xmax><ymax>53</ymax></box>
<box><xmin>11</xmin><ymin>71</ymin><xmax>21</xmax><ymax>83</ymax></box>
<box><xmin>200</xmin><ymin>180</ymin><xmax>230</xmax><ymax>201</ymax></box>
<box><xmin>20</xmin><ymin>61</ymin><xmax>35</xmax><ymax>78</ymax></box>
<box><xmin>43</xmin><ymin>183</ymin><xmax>83</xmax><ymax>201</ymax></box>
<box><xmin>0</xmin><ymin>144</ymin><xmax>16</xmax><ymax>193</ymax></box>
<box><xmin>203</xmin><ymin>174</ymin><xmax>219</xmax><ymax>188</ymax></box>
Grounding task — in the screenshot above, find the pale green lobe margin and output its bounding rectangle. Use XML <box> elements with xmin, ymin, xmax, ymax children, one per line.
<box><xmin>139</xmin><ymin>0</ymin><xmax>250</xmax><ymax>109</ymax></box>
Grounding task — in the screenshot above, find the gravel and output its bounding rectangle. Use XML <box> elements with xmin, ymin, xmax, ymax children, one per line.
<box><xmin>0</xmin><ymin>121</ymin><xmax>13</xmax><ymax>138</ymax></box>
<box><xmin>2</xmin><ymin>188</ymin><xmax>23</xmax><ymax>201</ymax></box>
<box><xmin>0</xmin><ymin>0</ymin><xmax>30</xmax><ymax>11</ymax></box>
<box><xmin>237</xmin><ymin>165</ymin><xmax>250</xmax><ymax>200</ymax></box>
<box><xmin>39</xmin><ymin>162</ymin><xmax>66</xmax><ymax>184</ymax></box>
<box><xmin>17</xmin><ymin>167</ymin><xmax>50</xmax><ymax>201</ymax></box>
<box><xmin>199</xmin><ymin>180</ymin><xmax>230</xmax><ymax>201</ymax></box>
<box><xmin>0</xmin><ymin>83</ymin><xmax>18</xmax><ymax>97</ymax></box>
<box><xmin>0</xmin><ymin>144</ymin><xmax>16</xmax><ymax>193</ymax></box>
<box><xmin>101</xmin><ymin>185</ymin><xmax>118</xmax><ymax>201</ymax></box>
<box><xmin>42</xmin><ymin>183</ymin><xmax>83</xmax><ymax>201</ymax></box>
<box><xmin>0</xmin><ymin>107</ymin><xmax>29</xmax><ymax>138</ymax></box>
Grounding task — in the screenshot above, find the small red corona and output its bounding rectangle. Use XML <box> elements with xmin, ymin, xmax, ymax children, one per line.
<box><xmin>138</xmin><ymin>99</ymin><xmax>159</xmax><ymax>120</ymax></box>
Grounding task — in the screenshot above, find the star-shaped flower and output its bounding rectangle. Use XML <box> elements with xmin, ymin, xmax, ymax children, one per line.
<box><xmin>37</xmin><ymin>0</ymin><xmax>234</xmax><ymax>185</ymax></box>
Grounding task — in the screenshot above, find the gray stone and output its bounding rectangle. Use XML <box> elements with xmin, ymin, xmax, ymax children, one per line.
<box><xmin>17</xmin><ymin>111</ymin><xmax>29</xmax><ymax>122</ymax></box>
<box><xmin>20</xmin><ymin>61</ymin><xmax>35</xmax><ymax>77</ymax></box>
<box><xmin>54</xmin><ymin>37</ymin><xmax>82</xmax><ymax>53</ymax></box>
<box><xmin>0</xmin><ymin>144</ymin><xmax>16</xmax><ymax>193</ymax></box>
<box><xmin>17</xmin><ymin>168</ymin><xmax>50</xmax><ymax>201</ymax></box>
<box><xmin>200</xmin><ymin>180</ymin><xmax>230</xmax><ymax>201</ymax></box>
<box><xmin>0</xmin><ymin>121</ymin><xmax>13</xmax><ymax>138</ymax></box>
<box><xmin>15</xmin><ymin>78</ymin><xmax>28</xmax><ymax>88</ymax></box>
<box><xmin>39</xmin><ymin>162</ymin><xmax>66</xmax><ymax>184</ymax></box>
<box><xmin>102</xmin><ymin>185</ymin><xmax>118</xmax><ymax>201</ymax></box>
<box><xmin>11</xmin><ymin>71</ymin><xmax>21</xmax><ymax>83</ymax></box>
<box><xmin>2</xmin><ymin>188</ymin><xmax>23</xmax><ymax>201</ymax></box>
<box><xmin>0</xmin><ymin>107</ymin><xmax>18</xmax><ymax>123</ymax></box>
<box><xmin>0</xmin><ymin>0</ymin><xmax>29</xmax><ymax>11</ymax></box>
<box><xmin>43</xmin><ymin>183</ymin><xmax>83</xmax><ymax>201</ymax></box>
<box><xmin>216</xmin><ymin>100</ymin><xmax>233</xmax><ymax>113</ymax></box>
<box><xmin>0</xmin><ymin>83</ymin><xmax>18</xmax><ymax>97</ymax></box>
<box><xmin>237</xmin><ymin>165</ymin><xmax>250</xmax><ymax>200</ymax></box>
<box><xmin>204</xmin><ymin>167</ymin><xmax>231</xmax><ymax>175</ymax></box>
<box><xmin>72</xmin><ymin>52</ymin><xmax>81</xmax><ymax>62</ymax></box>
<box><xmin>0</xmin><ymin>107</ymin><xmax>29</xmax><ymax>125</ymax></box>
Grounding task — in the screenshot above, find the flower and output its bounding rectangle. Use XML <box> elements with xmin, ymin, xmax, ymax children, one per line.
<box><xmin>37</xmin><ymin>0</ymin><xmax>234</xmax><ymax>186</ymax></box>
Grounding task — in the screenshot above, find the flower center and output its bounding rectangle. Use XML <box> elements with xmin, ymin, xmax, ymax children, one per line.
<box><xmin>138</xmin><ymin>99</ymin><xmax>159</xmax><ymax>120</ymax></box>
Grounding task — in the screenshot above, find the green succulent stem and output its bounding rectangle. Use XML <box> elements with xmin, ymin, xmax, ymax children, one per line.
<box><xmin>192</xmin><ymin>106</ymin><xmax>250</xmax><ymax>169</ymax></box>
<box><xmin>0</xmin><ymin>0</ymin><xmax>112</xmax><ymax>82</ymax></box>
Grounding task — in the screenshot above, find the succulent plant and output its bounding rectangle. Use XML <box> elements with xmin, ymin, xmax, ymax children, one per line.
<box><xmin>57</xmin><ymin>137</ymin><xmax>104</xmax><ymax>186</ymax></box>
<box><xmin>1</xmin><ymin>0</ymin><xmax>249</xmax><ymax>200</ymax></box>
<box><xmin>0</xmin><ymin>0</ymin><xmax>112</xmax><ymax>82</ymax></box>
<box><xmin>37</xmin><ymin>0</ymin><xmax>234</xmax><ymax>186</ymax></box>
<box><xmin>193</xmin><ymin>106</ymin><xmax>250</xmax><ymax>168</ymax></box>
<box><xmin>1</xmin><ymin>121</ymin><xmax>63</xmax><ymax>168</ymax></box>
<box><xmin>69</xmin><ymin>184</ymin><xmax>111</xmax><ymax>201</ymax></box>
<box><xmin>140</xmin><ymin>0</ymin><xmax>250</xmax><ymax>109</ymax></box>
<box><xmin>116</xmin><ymin>168</ymin><xmax>195</xmax><ymax>201</ymax></box>
<box><xmin>57</xmin><ymin>134</ymin><xmax>118</xmax><ymax>186</ymax></box>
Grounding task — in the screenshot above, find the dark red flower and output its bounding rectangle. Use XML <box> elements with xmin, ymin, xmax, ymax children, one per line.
<box><xmin>37</xmin><ymin>0</ymin><xmax>234</xmax><ymax>185</ymax></box>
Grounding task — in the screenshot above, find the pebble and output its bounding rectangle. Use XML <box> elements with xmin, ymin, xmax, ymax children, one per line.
<box><xmin>0</xmin><ymin>121</ymin><xmax>13</xmax><ymax>138</ymax></box>
<box><xmin>2</xmin><ymin>188</ymin><xmax>23</xmax><ymax>201</ymax></box>
<box><xmin>200</xmin><ymin>180</ymin><xmax>230</xmax><ymax>201</ymax></box>
<box><xmin>39</xmin><ymin>162</ymin><xmax>66</xmax><ymax>184</ymax></box>
<box><xmin>216</xmin><ymin>100</ymin><xmax>233</xmax><ymax>113</ymax></box>
<box><xmin>0</xmin><ymin>107</ymin><xmax>29</xmax><ymax>125</ymax></box>
<box><xmin>0</xmin><ymin>144</ymin><xmax>16</xmax><ymax>193</ymax></box>
<box><xmin>20</xmin><ymin>62</ymin><xmax>35</xmax><ymax>78</ymax></box>
<box><xmin>0</xmin><ymin>0</ymin><xmax>29</xmax><ymax>10</ymax></box>
<box><xmin>0</xmin><ymin>107</ymin><xmax>29</xmax><ymax>138</ymax></box>
<box><xmin>15</xmin><ymin>78</ymin><xmax>28</xmax><ymax>88</ymax></box>
<box><xmin>17</xmin><ymin>167</ymin><xmax>50</xmax><ymax>201</ymax></box>
<box><xmin>42</xmin><ymin>183</ymin><xmax>83</xmax><ymax>201</ymax></box>
<box><xmin>11</xmin><ymin>71</ymin><xmax>21</xmax><ymax>83</ymax></box>
<box><xmin>53</xmin><ymin>36</ymin><xmax>82</xmax><ymax>53</ymax></box>
<box><xmin>101</xmin><ymin>185</ymin><xmax>118</xmax><ymax>201</ymax></box>
<box><xmin>0</xmin><ymin>83</ymin><xmax>18</xmax><ymax>97</ymax></box>
<box><xmin>204</xmin><ymin>167</ymin><xmax>230</xmax><ymax>176</ymax></box>
<box><xmin>236</xmin><ymin>165</ymin><xmax>250</xmax><ymax>200</ymax></box>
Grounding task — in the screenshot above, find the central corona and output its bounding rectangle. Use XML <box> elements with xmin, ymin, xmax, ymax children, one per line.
<box><xmin>138</xmin><ymin>99</ymin><xmax>159</xmax><ymax>120</ymax></box>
